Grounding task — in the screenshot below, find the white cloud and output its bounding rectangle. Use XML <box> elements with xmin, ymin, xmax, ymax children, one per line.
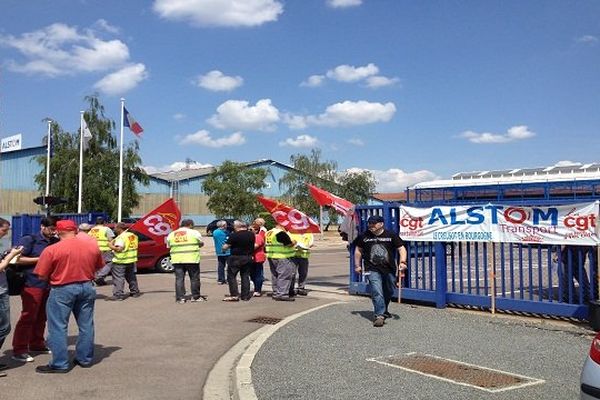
<box><xmin>576</xmin><ymin>35</ymin><xmax>598</xmax><ymax>44</ymax></box>
<box><xmin>279</xmin><ymin>134</ymin><xmax>318</xmax><ymax>148</ymax></box>
<box><xmin>93</xmin><ymin>63</ymin><xmax>149</xmax><ymax>95</ymax></box>
<box><xmin>195</xmin><ymin>70</ymin><xmax>243</xmax><ymax>91</ymax></box>
<box><xmin>93</xmin><ymin>19</ymin><xmax>120</xmax><ymax>34</ymax></box>
<box><xmin>348</xmin><ymin>138</ymin><xmax>364</xmax><ymax>146</ymax></box>
<box><xmin>144</xmin><ymin>161</ymin><xmax>213</xmax><ymax>174</ymax></box>
<box><xmin>326</xmin><ymin>63</ymin><xmax>378</xmax><ymax>82</ymax></box>
<box><xmin>173</xmin><ymin>113</ymin><xmax>186</xmax><ymax>121</ymax></box>
<box><xmin>0</xmin><ymin>22</ymin><xmax>130</xmax><ymax>77</ymax></box>
<box><xmin>347</xmin><ymin>167</ymin><xmax>438</xmax><ymax>192</ymax></box>
<box><xmin>287</xmin><ymin>100</ymin><xmax>396</xmax><ymax>129</ymax></box>
<box><xmin>365</xmin><ymin>75</ymin><xmax>400</xmax><ymax>88</ymax></box>
<box><xmin>179</xmin><ymin>130</ymin><xmax>246</xmax><ymax>147</ymax></box>
<box><xmin>327</xmin><ymin>0</ymin><xmax>363</xmax><ymax>8</ymax></box>
<box><xmin>153</xmin><ymin>0</ymin><xmax>283</xmax><ymax>27</ymax></box>
<box><xmin>300</xmin><ymin>74</ymin><xmax>325</xmax><ymax>87</ymax></box>
<box><xmin>459</xmin><ymin>125</ymin><xmax>535</xmax><ymax>144</ymax></box>
<box><xmin>208</xmin><ymin>99</ymin><xmax>280</xmax><ymax>131</ymax></box>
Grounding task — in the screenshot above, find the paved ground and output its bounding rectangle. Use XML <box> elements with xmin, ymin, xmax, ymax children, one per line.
<box><xmin>0</xmin><ymin>233</ymin><xmax>345</xmax><ymax>400</ymax></box>
<box><xmin>0</xmin><ymin>231</ymin><xmax>594</xmax><ymax>399</ymax></box>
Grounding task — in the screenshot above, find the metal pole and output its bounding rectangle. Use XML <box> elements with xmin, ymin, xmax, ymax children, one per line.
<box><xmin>490</xmin><ymin>241</ymin><xmax>496</xmax><ymax>315</ymax></box>
<box><xmin>45</xmin><ymin>120</ymin><xmax>52</xmax><ymax>197</ymax></box>
<box><xmin>319</xmin><ymin>205</ymin><xmax>323</xmax><ymax>240</ymax></box>
<box><xmin>77</xmin><ymin>111</ymin><xmax>84</xmax><ymax>213</ymax></box>
<box><xmin>118</xmin><ymin>98</ymin><xmax>125</xmax><ymax>222</ymax></box>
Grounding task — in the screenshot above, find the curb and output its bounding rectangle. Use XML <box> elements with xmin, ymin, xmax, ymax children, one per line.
<box><xmin>202</xmin><ymin>301</ymin><xmax>344</xmax><ymax>400</ymax></box>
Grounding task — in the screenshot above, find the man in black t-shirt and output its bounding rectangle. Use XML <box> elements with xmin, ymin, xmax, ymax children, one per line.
<box><xmin>222</xmin><ymin>221</ymin><xmax>255</xmax><ymax>301</ymax></box>
<box><xmin>354</xmin><ymin>215</ymin><xmax>407</xmax><ymax>327</ymax></box>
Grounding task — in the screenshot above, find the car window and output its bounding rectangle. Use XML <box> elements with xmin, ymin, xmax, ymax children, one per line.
<box><xmin>131</xmin><ymin>230</ymin><xmax>152</xmax><ymax>242</ymax></box>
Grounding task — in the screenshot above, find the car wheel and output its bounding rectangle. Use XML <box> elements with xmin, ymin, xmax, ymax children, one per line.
<box><xmin>155</xmin><ymin>256</ymin><xmax>174</xmax><ymax>273</ymax></box>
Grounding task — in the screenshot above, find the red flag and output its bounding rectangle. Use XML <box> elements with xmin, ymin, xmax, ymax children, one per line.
<box><xmin>129</xmin><ymin>198</ymin><xmax>181</xmax><ymax>244</ymax></box>
<box><xmin>257</xmin><ymin>196</ymin><xmax>321</xmax><ymax>233</ymax></box>
<box><xmin>307</xmin><ymin>183</ymin><xmax>354</xmax><ymax>216</ymax></box>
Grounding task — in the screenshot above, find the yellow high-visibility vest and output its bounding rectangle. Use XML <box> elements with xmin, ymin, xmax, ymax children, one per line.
<box><xmin>167</xmin><ymin>228</ymin><xmax>201</xmax><ymax>264</ymax></box>
<box><xmin>265</xmin><ymin>228</ymin><xmax>295</xmax><ymax>259</ymax></box>
<box><xmin>290</xmin><ymin>233</ymin><xmax>313</xmax><ymax>258</ymax></box>
<box><xmin>112</xmin><ymin>231</ymin><xmax>138</xmax><ymax>264</ymax></box>
<box><xmin>89</xmin><ymin>225</ymin><xmax>111</xmax><ymax>252</ymax></box>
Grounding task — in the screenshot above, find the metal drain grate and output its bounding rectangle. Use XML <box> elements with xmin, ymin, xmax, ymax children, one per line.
<box><xmin>246</xmin><ymin>316</ymin><xmax>283</xmax><ymax>325</ymax></box>
<box><xmin>368</xmin><ymin>353</ymin><xmax>544</xmax><ymax>393</ymax></box>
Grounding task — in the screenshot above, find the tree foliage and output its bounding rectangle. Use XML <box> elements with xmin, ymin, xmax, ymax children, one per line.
<box><xmin>202</xmin><ymin>161</ymin><xmax>268</xmax><ymax>220</ymax></box>
<box><xmin>34</xmin><ymin>95</ymin><xmax>148</xmax><ymax>219</ymax></box>
<box><xmin>279</xmin><ymin>149</ymin><xmax>377</xmax><ymax>221</ymax></box>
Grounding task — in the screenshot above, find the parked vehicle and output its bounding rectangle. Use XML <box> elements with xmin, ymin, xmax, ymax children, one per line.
<box><xmin>107</xmin><ymin>224</ymin><xmax>173</xmax><ymax>273</ymax></box>
<box><xmin>581</xmin><ymin>330</ymin><xmax>600</xmax><ymax>399</ymax></box>
<box><xmin>205</xmin><ymin>218</ymin><xmax>235</xmax><ymax>236</ymax></box>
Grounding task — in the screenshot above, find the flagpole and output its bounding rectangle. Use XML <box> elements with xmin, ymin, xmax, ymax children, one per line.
<box><xmin>319</xmin><ymin>205</ymin><xmax>324</xmax><ymax>240</ymax></box>
<box><xmin>118</xmin><ymin>98</ymin><xmax>125</xmax><ymax>222</ymax></box>
<box><xmin>77</xmin><ymin>111</ymin><xmax>84</xmax><ymax>213</ymax></box>
<box><xmin>45</xmin><ymin>119</ymin><xmax>52</xmax><ymax>198</ymax></box>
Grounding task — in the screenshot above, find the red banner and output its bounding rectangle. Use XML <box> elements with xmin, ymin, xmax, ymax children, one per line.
<box><xmin>307</xmin><ymin>183</ymin><xmax>354</xmax><ymax>216</ymax></box>
<box><xmin>129</xmin><ymin>198</ymin><xmax>181</xmax><ymax>244</ymax></box>
<box><xmin>257</xmin><ymin>196</ymin><xmax>321</xmax><ymax>233</ymax></box>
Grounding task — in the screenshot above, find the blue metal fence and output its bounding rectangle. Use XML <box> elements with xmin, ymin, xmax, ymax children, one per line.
<box><xmin>11</xmin><ymin>212</ymin><xmax>108</xmax><ymax>246</ymax></box>
<box><xmin>349</xmin><ymin>203</ymin><xmax>592</xmax><ymax>320</ymax></box>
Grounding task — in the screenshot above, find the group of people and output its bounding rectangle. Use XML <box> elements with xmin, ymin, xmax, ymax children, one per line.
<box><xmin>171</xmin><ymin>217</ymin><xmax>314</xmax><ymax>303</ymax></box>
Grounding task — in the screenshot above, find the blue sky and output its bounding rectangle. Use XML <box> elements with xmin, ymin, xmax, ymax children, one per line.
<box><xmin>1</xmin><ymin>0</ymin><xmax>600</xmax><ymax>192</ymax></box>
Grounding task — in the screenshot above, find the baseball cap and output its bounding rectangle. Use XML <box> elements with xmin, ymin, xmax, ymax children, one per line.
<box><xmin>367</xmin><ymin>215</ymin><xmax>384</xmax><ymax>224</ymax></box>
<box><xmin>79</xmin><ymin>223</ymin><xmax>92</xmax><ymax>232</ymax></box>
<box><xmin>56</xmin><ymin>220</ymin><xmax>77</xmax><ymax>232</ymax></box>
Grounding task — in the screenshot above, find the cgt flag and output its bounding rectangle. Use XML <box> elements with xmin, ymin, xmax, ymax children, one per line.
<box><xmin>257</xmin><ymin>196</ymin><xmax>321</xmax><ymax>233</ymax></box>
<box><xmin>123</xmin><ymin>107</ymin><xmax>144</xmax><ymax>137</ymax></box>
<box><xmin>129</xmin><ymin>198</ymin><xmax>181</xmax><ymax>244</ymax></box>
<box><xmin>307</xmin><ymin>183</ymin><xmax>354</xmax><ymax>216</ymax></box>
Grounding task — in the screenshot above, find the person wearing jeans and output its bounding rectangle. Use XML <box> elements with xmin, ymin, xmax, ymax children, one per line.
<box><xmin>222</xmin><ymin>221</ymin><xmax>255</xmax><ymax>302</ymax></box>
<box><xmin>33</xmin><ymin>219</ymin><xmax>104</xmax><ymax>373</ymax></box>
<box><xmin>212</xmin><ymin>221</ymin><xmax>230</xmax><ymax>284</ymax></box>
<box><xmin>354</xmin><ymin>215</ymin><xmax>407</xmax><ymax>328</ymax></box>
<box><xmin>250</xmin><ymin>223</ymin><xmax>266</xmax><ymax>296</ymax></box>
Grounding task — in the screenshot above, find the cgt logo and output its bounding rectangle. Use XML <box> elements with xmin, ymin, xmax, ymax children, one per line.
<box><xmin>564</xmin><ymin>214</ymin><xmax>596</xmax><ymax>231</ymax></box>
<box><xmin>143</xmin><ymin>214</ymin><xmax>174</xmax><ymax>236</ymax></box>
<box><xmin>273</xmin><ymin>209</ymin><xmax>311</xmax><ymax>230</ymax></box>
<box><xmin>400</xmin><ymin>216</ymin><xmax>424</xmax><ymax>230</ymax></box>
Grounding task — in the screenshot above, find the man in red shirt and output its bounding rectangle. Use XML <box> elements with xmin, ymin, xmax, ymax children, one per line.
<box><xmin>33</xmin><ymin>220</ymin><xmax>104</xmax><ymax>373</ymax></box>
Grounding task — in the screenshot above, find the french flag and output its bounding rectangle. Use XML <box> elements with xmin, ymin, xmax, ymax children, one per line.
<box><xmin>123</xmin><ymin>107</ymin><xmax>144</xmax><ymax>137</ymax></box>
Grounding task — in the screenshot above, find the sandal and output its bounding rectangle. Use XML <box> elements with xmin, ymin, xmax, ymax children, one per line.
<box><xmin>222</xmin><ymin>296</ymin><xmax>239</xmax><ymax>302</ymax></box>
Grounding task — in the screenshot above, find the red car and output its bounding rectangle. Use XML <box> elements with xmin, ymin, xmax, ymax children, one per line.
<box><xmin>107</xmin><ymin>224</ymin><xmax>173</xmax><ymax>273</ymax></box>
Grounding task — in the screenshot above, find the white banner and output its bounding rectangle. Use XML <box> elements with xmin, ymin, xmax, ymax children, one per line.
<box><xmin>1</xmin><ymin>134</ymin><xmax>22</xmax><ymax>153</ymax></box>
<box><xmin>399</xmin><ymin>202</ymin><xmax>600</xmax><ymax>245</ymax></box>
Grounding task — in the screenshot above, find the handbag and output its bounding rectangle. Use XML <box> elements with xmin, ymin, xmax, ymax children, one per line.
<box><xmin>6</xmin><ymin>265</ymin><xmax>25</xmax><ymax>296</ymax></box>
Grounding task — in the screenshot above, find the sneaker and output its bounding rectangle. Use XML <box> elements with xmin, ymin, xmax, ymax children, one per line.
<box><xmin>296</xmin><ymin>288</ymin><xmax>308</xmax><ymax>296</ymax></box>
<box><xmin>73</xmin><ymin>359</ymin><xmax>92</xmax><ymax>368</ymax></box>
<box><xmin>217</xmin><ymin>281</ymin><xmax>227</xmax><ymax>285</ymax></box>
<box><xmin>190</xmin><ymin>297</ymin><xmax>206</xmax><ymax>302</ymax></box>
<box><xmin>0</xmin><ymin>372</ymin><xmax>6</xmax><ymax>378</ymax></box>
<box><xmin>373</xmin><ymin>316</ymin><xmax>385</xmax><ymax>327</ymax></box>
<box><xmin>93</xmin><ymin>278</ymin><xmax>107</xmax><ymax>286</ymax></box>
<box><xmin>383</xmin><ymin>311</ymin><xmax>393</xmax><ymax>319</ymax></box>
<box><xmin>253</xmin><ymin>292</ymin><xmax>262</xmax><ymax>297</ymax></box>
<box><xmin>12</xmin><ymin>353</ymin><xmax>34</xmax><ymax>362</ymax></box>
<box><xmin>272</xmin><ymin>296</ymin><xmax>295</xmax><ymax>302</ymax></box>
<box><xmin>177</xmin><ymin>299</ymin><xmax>187</xmax><ymax>304</ymax></box>
<box><xmin>105</xmin><ymin>296</ymin><xmax>125</xmax><ymax>301</ymax></box>
<box><xmin>130</xmin><ymin>292</ymin><xmax>142</xmax><ymax>298</ymax></box>
<box><xmin>35</xmin><ymin>365</ymin><xmax>69</xmax><ymax>374</ymax></box>
<box><xmin>30</xmin><ymin>346</ymin><xmax>52</xmax><ymax>354</ymax></box>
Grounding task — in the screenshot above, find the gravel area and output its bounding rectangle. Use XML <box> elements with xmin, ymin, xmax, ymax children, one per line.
<box><xmin>252</xmin><ymin>300</ymin><xmax>592</xmax><ymax>400</ymax></box>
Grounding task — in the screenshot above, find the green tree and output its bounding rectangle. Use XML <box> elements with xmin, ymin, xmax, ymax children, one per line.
<box><xmin>338</xmin><ymin>169</ymin><xmax>377</xmax><ymax>205</ymax></box>
<box><xmin>34</xmin><ymin>95</ymin><xmax>148</xmax><ymax>219</ymax></box>
<box><xmin>202</xmin><ymin>160</ymin><xmax>268</xmax><ymax>220</ymax></box>
<box><xmin>278</xmin><ymin>149</ymin><xmax>338</xmax><ymax>218</ymax></box>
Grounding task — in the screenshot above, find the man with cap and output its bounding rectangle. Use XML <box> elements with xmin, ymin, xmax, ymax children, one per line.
<box><xmin>11</xmin><ymin>216</ymin><xmax>58</xmax><ymax>363</ymax></box>
<box><xmin>166</xmin><ymin>219</ymin><xmax>205</xmax><ymax>303</ymax></box>
<box><xmin>77</xmin><ymin>223</ymin><xmax>96</xmax><ymax>242</ymax></box>
<box><xmin>354</xmin><ymin>215</ymin><xmax>407</xmax><ymax>327</ymax></box>
<box><xmin>33</xmin><ymin>219</ymin><xmax>104</xmax><ymax>373</ymax></box>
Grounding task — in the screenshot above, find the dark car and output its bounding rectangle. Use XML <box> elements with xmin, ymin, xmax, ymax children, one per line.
<box><xmin>205</xmin><ymin>218</ymin><xmax>235</xmax><ymax>236</ymax></box>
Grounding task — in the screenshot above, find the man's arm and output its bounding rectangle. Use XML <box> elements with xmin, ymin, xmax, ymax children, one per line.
<box><xmin>0</xmin><ymin>247</ymin><xmax>23</xmax><ymax>273</ymax></box>
<box><xmin>398</xmin><ymin>245</ymin><xmax>408</xmax><ymax>272</ymax></box>
<box><xmin>108</xmin><ymin>237</ymin><xmax>124</xmax><ymax>253</ymax></box>
<box><xmin>354</xmin><ymin>247</ymin><xmax>363</xmax><ymax>274</ymax></box>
